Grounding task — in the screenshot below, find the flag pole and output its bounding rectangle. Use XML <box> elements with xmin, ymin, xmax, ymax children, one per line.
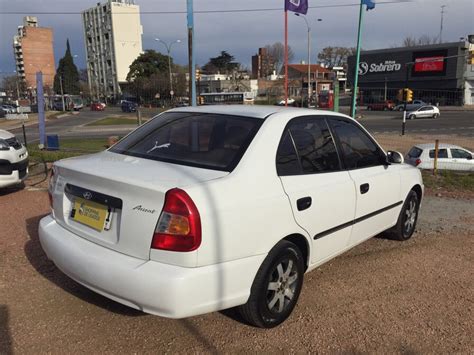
<box><xmin>187</xmin><ymin>0</ymin><xmax>196</xmax><ymax>106</ymax></box>
<box><xmin>284</xmin><ymin>10</ymin><xmax>288</xmax><ymax>107</ymax></box>
<box><xmin>350</xmin><ymin>1</ymin><xmax>364</xmax><ymax>118</ymax></box>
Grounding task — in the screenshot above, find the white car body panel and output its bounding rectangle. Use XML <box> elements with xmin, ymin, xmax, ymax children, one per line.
<box><xmin>39</xmin><ymin>106</ymin><xmax>424</xmax><ymax>319</ymax></box>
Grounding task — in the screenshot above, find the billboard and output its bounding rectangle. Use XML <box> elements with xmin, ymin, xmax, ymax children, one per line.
<box><xmin>411</xmin><ymin>49</ymin><xmax>447</xmax><ymax>77</ymax></box>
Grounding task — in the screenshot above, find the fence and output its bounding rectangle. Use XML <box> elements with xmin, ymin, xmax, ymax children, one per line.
<box><xmin>358</xmin><ymin>87</ymin><xmax>464</xmax><ymax>106</ymax></box>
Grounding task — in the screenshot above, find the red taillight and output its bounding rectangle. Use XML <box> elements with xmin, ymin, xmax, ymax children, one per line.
<box><xmin>151</xmin><ymin>188</ymin><xmax>201</xmax><ymax>252</ymax></box>
<box><xmin>415</xmin><ymin>158</ymin><xmax>421</xmax><ymax>166</ymax></box>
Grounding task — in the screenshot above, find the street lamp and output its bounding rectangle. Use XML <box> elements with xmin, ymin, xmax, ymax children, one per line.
<box><xmin>295</xmin><ymin>15</ymin><xmax>322</xmax><ymax>108</ymax></box>
<box><xmin>155</xmin><ymin>38</ymin><xmax>181</xmax><ymax>102</ymax></box>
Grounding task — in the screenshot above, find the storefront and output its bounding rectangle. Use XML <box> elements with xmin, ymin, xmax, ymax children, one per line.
<box><xmin>347</xmin><ymin>41</ymin><xmax>472</xmax><ymax>105</ymax></box>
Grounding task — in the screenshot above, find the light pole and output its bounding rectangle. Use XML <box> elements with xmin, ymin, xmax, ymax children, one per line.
<box><xmin>295</xmin><ymin>13</ymin><xmax>311</xmax><ymax>108</ymax></box>
<box><xmin>155</xmin><ymin>38</ymin><xmax>181</xmax><ymax>103</ymax></box>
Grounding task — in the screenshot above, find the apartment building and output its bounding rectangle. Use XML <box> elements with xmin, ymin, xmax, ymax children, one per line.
<box><xmin>13</xmin><ymin>16</ymin><xmax>56</xmax><ymax>89</ymax></box>
<box><xmin>82</xmin><ymin>0</ymin><xmax>143</xmax><ymax>99</ymax></box>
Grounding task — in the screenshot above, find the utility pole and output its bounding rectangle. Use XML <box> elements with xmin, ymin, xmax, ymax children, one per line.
<box><xmin>439</xmin><ymin>5</ymin><xmax>446</xmax><ymax>44</ymax></box>
<box><xmin>384</xmin><ymin>77</ymin><xmax>387</xmax><ymax>101</ymax></box>
<box><xmin>187</xmin><ymin>0</ymin><xmax>196</xmax><ymax>106</ymax></box>
<box><xmin>155</xmin><ymin>38</ymin><xmax>181</xmax><ymax>105</ymax></box>
<box><xmin>60</xmin><ymin>75</ymin><xmax>65</xmax><ymax>111</ymax></box>
<box><xmin>36</xmin><ymin>72</ymin><xmax>46</xmax><ymax>148</ymax></box>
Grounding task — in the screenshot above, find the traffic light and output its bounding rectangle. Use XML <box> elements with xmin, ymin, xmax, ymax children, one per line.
<box><xmin>406</xmin><ymin>88</ymin><xmax>413</xmax><ymax>102</ymax></box>
<box><xmin>397</xmin><ymin>89</ymin><xmax>404</xmax><ymax>102</ymax></box>
<box><xmin>195</xmin><ymin>68</ymin><xmax>201</xmax><ymax>81</ymax></box>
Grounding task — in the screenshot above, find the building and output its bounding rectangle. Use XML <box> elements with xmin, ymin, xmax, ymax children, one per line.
<box><xmin>347</xmin><ymin>41</ymin><xmax>473</xmax><ymax>105</ymax></box>
<box><xmin>13</xmin><ymin>16</ymin><xmax>56</xmax><ymax>89</ymax></box>
<box><xmin>82</xmin><ymin>0</ymin><xmax>143</xmax><ymax>100</ymax></box>
<box><xmin>285</xmin><ymin>64</ymin><xmax>333</xmax><ymax>97</ymax></box>
<box><xmin>252</xmin><ymin>48</ymin><xmax>274</xmax><ymax>79</ymax></box>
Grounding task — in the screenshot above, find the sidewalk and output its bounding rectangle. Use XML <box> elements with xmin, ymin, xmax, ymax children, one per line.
<box><xmin>0</xmin><ymin>111</ymin><xmax>71</xmax><ymax>131</ymax></box>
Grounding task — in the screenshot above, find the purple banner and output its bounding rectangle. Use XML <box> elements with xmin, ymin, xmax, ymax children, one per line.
<box><xmin>285</xmin><ymin>0</ymin><xmax>308</xmax><ymax>14</ymax></box>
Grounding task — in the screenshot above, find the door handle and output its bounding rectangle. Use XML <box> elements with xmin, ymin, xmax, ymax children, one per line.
<box><xmin>297</xmin><ymin>197</ymin><xmax>312</xmax><ymax>211</ymax></box>
<box><xmin>360</xmin><ymin>183</ymin><xmax>370</xmax><ymax>194</ymax></box>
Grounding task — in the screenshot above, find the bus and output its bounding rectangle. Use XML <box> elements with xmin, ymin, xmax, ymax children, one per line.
<box><xmin>199</xmin><ymin>92</ymin><xmax>254</xmax><ymax>105</ymax></box>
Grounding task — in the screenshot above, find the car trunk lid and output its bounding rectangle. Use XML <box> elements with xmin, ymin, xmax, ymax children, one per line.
<box><xmin>50</xmin><ymin>151</ymin><xmax>227</xmax><ymax>260</ymax></box>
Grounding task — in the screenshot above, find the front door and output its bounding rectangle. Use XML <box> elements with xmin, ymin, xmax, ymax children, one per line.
<box><xmin>276</xmin><ymin>116</ymin><xmax>356</xmax><ymax>265</ymax></box>
<box><xmin>328</xmin><ymin>118</ymin><xmax>402</xmax><ymax>247</ymax></box>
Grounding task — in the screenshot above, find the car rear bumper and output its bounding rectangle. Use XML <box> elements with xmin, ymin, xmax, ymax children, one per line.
<box><xmin>39</xmin><ymin>215</ymin><xmax>265</xmax><ymax>318</ymax></box>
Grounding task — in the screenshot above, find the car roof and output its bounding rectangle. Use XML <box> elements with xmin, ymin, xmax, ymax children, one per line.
<box><xmin>414</xmin><ymin>143</ymin><xmax>464</xmax><ymax>150</ymax></box>
<box><xmin>166</xmin><ymin>105</ymin><xmax>348</xmax><ymax>120</ymax></box>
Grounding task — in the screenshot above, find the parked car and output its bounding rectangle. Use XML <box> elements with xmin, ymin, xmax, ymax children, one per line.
<box><xmin>276</xmin><ymin>98</ymin><xmax>296</xmax><ymax>106</ymax></box>
<box><xmin>1</xmin><ymin>104</ymin><xmax>16</xmax><ymax>114</ymax></box>
<box><xmin>39</xmin><ymin>106</ymin><xmax>423</xmax><ymax>328</ymax></box>
<box><xmin>366</xmin><ymin>100</ymin><xmax>395</xmax><ymax>111</ymax></box>
<box><xmin>407</xmin><ymin>105</ymin><xmax>440</xmax><ymax>119</ymax></box>
<box><xmin>90</xmin><ymin>102</ymin><xmax>106</xmax><ymax>111</ymax></box>
<box><xmin>0</xmin><ymin>129</ymin><xmax>28</xmax><ymax>188</ymax></box>
<box><xmin>406</xmin><ymin>143</ymin><xmax>473</xmax><ymax>171</ymax></box>
<box><xmin>121</xmin><ymin>100</ymin><xmax>138</xmax><ymax>112</ymax></box>
<box><xmin>394</xmin><ymin>100</ymin><xmax>427</xmax><ymax>111</ymax></box>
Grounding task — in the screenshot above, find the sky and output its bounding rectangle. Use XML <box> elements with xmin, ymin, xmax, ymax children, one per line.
<box><xmin>0</xmin><ymin>0</ymin><xmax>473</xmax><ymax>78</ymax></box>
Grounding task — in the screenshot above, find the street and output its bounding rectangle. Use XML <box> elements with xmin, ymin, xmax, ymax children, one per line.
<box><xmin>8</xmin><ymin>107</ymin><xmax>474</xmax><ymax>144</ymax></box>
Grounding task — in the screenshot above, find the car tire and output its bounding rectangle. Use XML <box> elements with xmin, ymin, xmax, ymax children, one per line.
<box><xmin>386</xmin><ymin>190</ymin><xmax>420</xmax><ymax>241</ymax></box>
<box><xmin>239</xmin><ymin>240</ymin><xmax>304</xmax><ymax>328</ymax></box>
<box><xmin>433</xmin><ymin>113</ymin><xmax>439</xmax><ymax>119</ymax></box>
<box><xmin>409</xmin><ymin>114</ymin><xmax>416</xmax><ymax>120</ymax></box>
<box><xmin>398</xmin><ymin>107</ymin><xmax>404</xmax><ymax>111</ymax></box>
<box><xmin>367</xmin><ymin>106</ymin><xmax>372</xmax><ymax>111</ymax></box>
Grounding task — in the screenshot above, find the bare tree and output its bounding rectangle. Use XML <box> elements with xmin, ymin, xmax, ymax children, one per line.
<box><xmin>264</xmin><ymin>42</ymin><xmax>295</xmax><ymax>76</ymax></box>
<box><xmin>317</xmin><ymin>47</ymin><xmax>356</xmax><ymax>68</ymax></box>
<box><xmin>402</xmin><ymin>35</ymin><xmax>437</xmax><ymax>47</ymax></box>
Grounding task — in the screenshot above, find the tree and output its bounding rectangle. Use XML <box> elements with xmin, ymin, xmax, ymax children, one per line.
<box><xmin>53</xmin><ymin>39</ymin><xmax>80</xmax><ymax>95</ymax></box>
<box><xmin>317</xmin><ymin>47</ymin><xmax>356</xmax><ymax>68</ymax></box>
<box><xmin>1</xmin><ymin>75</ymin><xmax>26</xmax><ymax>99</ymax></box>
<box><xmin>126</xmin><ymin>49</ymin><xmax>171</xmax><ymax>81</ymax></box>
<box><xmin>402</xmin><ymin>35</ymin><xmax>437</xmax><ymax>47</ymax></box>
<box><xmin>264</xmin><ymin>42</ymin><xmax>294</xmax><ymax>76</ymax></box>
<box><xmin>202</xmin><ymin>51</ymin><xmax>239</xmax><ymax>74</ymax></box>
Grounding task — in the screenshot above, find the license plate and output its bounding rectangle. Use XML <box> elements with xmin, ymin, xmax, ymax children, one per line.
<box><xmin>71</xmin><ymin>197</ymin><xmax>109</xmax><ymax>231</ymax></box>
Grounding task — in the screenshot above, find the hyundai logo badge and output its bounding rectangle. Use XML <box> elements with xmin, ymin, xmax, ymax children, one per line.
<box><xmin>83</xmin><ymin>191</ymin><xmax>93</xmax><ymax>200</ymax></box>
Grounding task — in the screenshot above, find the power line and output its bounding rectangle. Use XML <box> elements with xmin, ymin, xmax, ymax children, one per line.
<box><xmin>0</xmin><ymin>1</ymin><xmax>414</xmax><ymax>15</ymax></box>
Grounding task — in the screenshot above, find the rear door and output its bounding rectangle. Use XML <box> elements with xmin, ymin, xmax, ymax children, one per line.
<box><xmin>328</xmin><ymin>117</ymin><xmax>402</xmax><ymax>247</ymax></box>
<box><xmin>277</xmin><ymin>116</ymin><xmax>356</xmax><ymax>264</ymax></box>
<box><xmin>429</xmin><ymin>148</ymin><xmax>449</xmax><ymax>170</ymax></box>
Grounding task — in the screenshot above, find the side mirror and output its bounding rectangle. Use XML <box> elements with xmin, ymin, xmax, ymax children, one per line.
<box><xmin>387</xmin><ymin>150</ymin><xmax>404</xmax><ymax>164</ymax></box>
<box><xmin>467</xmin><ymin>155</ymin><xmax>473</xmax><ymax>160</ymax></box>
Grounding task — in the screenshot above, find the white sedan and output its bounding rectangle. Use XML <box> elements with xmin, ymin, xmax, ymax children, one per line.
<box><xmin>0</xmin><ymin>129</ymin><xmax>28</xmax><ymax>188</ymax></box>
<box><xmin>406</xmin><ymin>143</ymin><xmax>474</xmax><ymax>171</ymax></box>
<box><xmin>407</xmin><ymin>105</ymin><xmax>440</xmax><ymax>119</ymax></box>
<box><xmin>39</xmin><ymin>106</ymin><xmax>424</xmax><ymax>328</ymax></box>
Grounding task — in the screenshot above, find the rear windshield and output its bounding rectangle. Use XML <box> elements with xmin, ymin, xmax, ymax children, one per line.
<box><xmin>407</xmin><ymin>147</ymin><xmax>423</xmax><ymax>158</ymax></box>
<box><xmin>110</xmin><ymin>112</ymin><xmax>263</xmax><ymax>171</ymax></box>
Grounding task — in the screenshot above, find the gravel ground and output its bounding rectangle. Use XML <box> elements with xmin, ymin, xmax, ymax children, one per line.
<box><xmin>0</xmin><ymin>187</ymin><xmax>473</xmax><ymax>354</ymax></box>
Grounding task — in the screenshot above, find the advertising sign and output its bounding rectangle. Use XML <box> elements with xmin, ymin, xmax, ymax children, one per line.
<box><xmin>414</xmin><ymin>56</ymin><xmax>444</xmax><ymax>73</ymax></box>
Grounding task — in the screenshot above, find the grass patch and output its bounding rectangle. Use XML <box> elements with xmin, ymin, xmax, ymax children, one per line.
<box><xmin>28</xmin><ymin>138</ymin><xmax>108</xmax><ymax>162</ymax></box>
<box><xmin>422</xmin><ymin>170</ymin><xmax>474</xmax><ymax>191</ymax></box>
<box><xmin>86</xmin><ymin>116</ymin><xmax>144</xmax><ymax>126</ymax></box>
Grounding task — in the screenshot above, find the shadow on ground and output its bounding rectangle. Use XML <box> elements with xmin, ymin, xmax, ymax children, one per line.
<box><xmin>0</xmin><ymin>305</ymin><xmax>13</xmax><ymax>354</ymax></box>
<box><xmin>24</xmin><ymin>214</ymin><xmax>144</xmax><ymax>317</ymax></box>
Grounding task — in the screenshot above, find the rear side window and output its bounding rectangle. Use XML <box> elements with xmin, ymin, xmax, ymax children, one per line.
<box><xmin>110</xmin><ymin>112</ymin><xmax>262</xmax><ymax>171</ymax></box>
<box><xmin>276</xmin><ymin>117</ymin><xmax>340</xmax><ymax>176</ymax></box>
<box><xmin>329</xmin><ymin>119</ymin><xmax>385</xmax><ymax>169</ymax></box>
<box><xmin>429</xmin><ymin>149</ymin><xmax>448</xmax><ymax>158</ymax></box>
<box><xmin>408</xmin><ymin>147</ymin><xmax>423</xmax><ymax>158</ymax></box>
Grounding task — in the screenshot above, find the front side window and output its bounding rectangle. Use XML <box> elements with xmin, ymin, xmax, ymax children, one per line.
<box><xmin>329</xmin><ymin>119</ymin><xmax>385</xmax><ymax>169</ymax></box>
<box><xmin>451</xmin><ymin>149</ymin><xmax>472</xmax><ymax>159</ymax></box>
<box><xmin>429</xmin><ymin>149</ymin><xmax>448</xmax><ymax>158</ymax></box>
<box><xmin>110</xmin><ymin>112</ymin><xmax>262</xmax><ymax>171</ymax></box>
<box><xmin>276</xmin><ymin>117</ymin><xmax>340</xmax><ymax>176</ymax></box>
